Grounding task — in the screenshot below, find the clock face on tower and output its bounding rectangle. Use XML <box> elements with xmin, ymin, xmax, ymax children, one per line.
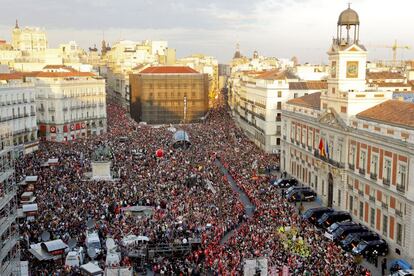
<box><xmin>346</xmin><ymin>61</ymin><xmax>359</xmax><ymax>78</ymax></box>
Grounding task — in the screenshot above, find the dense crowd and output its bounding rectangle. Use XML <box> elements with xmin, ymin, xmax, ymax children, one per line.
<box><xmin>15</xmin><ymin>91</ymin><xmax>370</xmax><ymax>275</ymax></box>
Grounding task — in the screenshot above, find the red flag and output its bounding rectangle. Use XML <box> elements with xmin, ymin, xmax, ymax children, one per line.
<box><xmin>318</xmin><ymin>138</ymin><xmax>326</xmax><ymax>157</ymax></box>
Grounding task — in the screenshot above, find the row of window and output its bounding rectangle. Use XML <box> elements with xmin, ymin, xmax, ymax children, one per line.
<box><xmin>289</xmin><ymin>157</ymin><xmax>405</xmax><ymax>246</ymax></box>
<box><xmin>348</xmin><ymin>195</ymin><xmax>404</xmax><ymax>245</ymax></box>
<box><xmin>349</xmin><ymin>146</ymin><xmax>407</xmax><ymax>189</ymax></box>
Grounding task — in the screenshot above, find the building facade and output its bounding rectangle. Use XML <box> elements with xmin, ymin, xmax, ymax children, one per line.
<box><xmin>0</xmin><ymin>73</ymin><xmax>38</xmax><ymax>155</ymax></box>
<box><xmin>129</xmin><ymin>66</ymin><xmax>209</xmax><ymax>124</ymax></box>
<box><xmin>11</xmin><ymin>21</ymin><xmax>47</xmax><ymax>52</ymax></box>
<box><xmin>282</xmin><ymin>6</ymin><xmax>414</xmax><ymax>262</ymax></box>
<box><xmin>0</xmin><ymin>124</ymin><xmax>20</xmax><ymax>276</ymax></box>
<box><xmin>177</xmin><ymin>54</ymin><xmax>219</xmax><ymax>102</ymax></box>
<box><xmin>229</xmin><ymin>69</ymin><xmax>326</xmax><ymax>154</ymax></box>
<box><xmin>28</xmin><ymin>66</ymin><xmax>107</xmax><ymax>142</ymax></box>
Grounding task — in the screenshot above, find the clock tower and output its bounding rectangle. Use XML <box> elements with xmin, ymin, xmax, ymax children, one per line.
<box><xmin>321</xmin><ymin>5</ymin><xmax>391</xmax><ymax>121</ymax></box>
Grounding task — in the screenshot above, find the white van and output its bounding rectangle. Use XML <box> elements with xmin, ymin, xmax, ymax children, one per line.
<box><xmin>85</xmin><ymin>232</ymin><xmax>101</xmax><ymax>255</ymax></box>
<box><xmin>65</xmin><ymin>247</ymin><xmax>85</xmax><ymax>267</ymax></box>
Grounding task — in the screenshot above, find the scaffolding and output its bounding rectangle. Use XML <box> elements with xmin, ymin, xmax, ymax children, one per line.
<box><xmin>0</xmin><ymin>124</ymin><xmax>20</xmax><ymax>276</ymax></box>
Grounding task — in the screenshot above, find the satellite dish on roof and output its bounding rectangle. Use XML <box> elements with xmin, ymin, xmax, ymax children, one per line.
<box><xmin>41</xmin><ymin>231</ymin><xmax>50</xmax><ymax>242</ymax></box>
<box><xmin>87</xmin><ymin>248</ymin><xmax>97</xmax><ymax>259</ymax></box>
<box><xmin>87</xmin><ymin>219</ymin><xmax>95</xmax><ymax>230</ymax></box>
<box><xmin>68</xmin><ymin>238</ymin><xmax>77</xmax><ymax>250</ymax></box>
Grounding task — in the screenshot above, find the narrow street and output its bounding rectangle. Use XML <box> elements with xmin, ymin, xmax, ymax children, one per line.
<box><xmin>215</xmin><ymin>159</ymin><xmax>255</xmax><ymax>244</ymax></box>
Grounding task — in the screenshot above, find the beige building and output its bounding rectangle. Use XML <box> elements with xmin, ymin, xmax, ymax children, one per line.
<box><xmin>26</xmin><ymin>65</ymin><xmax>107</xmax><ymax>142</ymax></box>
<box><xmin>129</xmin><ymin>66</ymin><xmax>209</xmax><ymax>124</ymax></box>
<box><xmin>282</xmin><ymin>6</ymin><xmax>414</xmax><ymax>262</ymax></box>
<box><xmin>11</xmin><ymin>21</ymin><xmax>47</xmax><ymax>52</ymax></box>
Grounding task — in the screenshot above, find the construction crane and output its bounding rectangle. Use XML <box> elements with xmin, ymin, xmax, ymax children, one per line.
<box><xmin>369</xmin><ymin>40</ymin><xmax>411</xmax><ymax>67</ymax></box>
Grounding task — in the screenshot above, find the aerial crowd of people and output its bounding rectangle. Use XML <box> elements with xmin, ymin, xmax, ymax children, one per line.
<box><xmin>15</xmin><ymin>91</ymin><xmax>371</xmax><ymax>275</ymax></box>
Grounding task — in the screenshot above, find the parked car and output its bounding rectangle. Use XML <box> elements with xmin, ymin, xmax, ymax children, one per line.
<box><xmin>302</xmin><ymin>207</ymin><xmax>334</xmax><ymax>224</ymax></box>
<box><xmin>352</xmin><ymin>239</ymin><xmax>388</xmax><ymax>257</ymax></box>
<box><xmin>325</xmin><ymin>221</ymin><xmax>357</xmax><ymax>237</ymax></box>
<box><xmin>285</xmin><ymin>186</ymin><xmax>311</xmax><ymax>195</ymax></box>
<box><xmin>286</xmin><ymin>189</ymin><xmax>317</xmax><ymax>202</ymax></box>
<box><xmin>330</xmin><ymin>224</ymin><xmax>369</xmax><ymax>242</ymax></box>
<box><xmin>317</xmin><ymin>211</ymin><xmax>352</xmax><ymax>229</ymax></box>
<box><xmin>271</xmin><ymin>178</ymin><xmax>298</xmax><ymax>188</ymax></box>
<box><xmin>340</xmin><ymin>231</ymin><xmax>380</xmax><ymax>251</ymax></box>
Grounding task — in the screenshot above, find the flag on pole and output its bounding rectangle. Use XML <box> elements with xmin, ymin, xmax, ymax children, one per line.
<box><xmin>325</xmin><ymin>140</ymin><xmax>330</xmax><ymax>159</ymax></box>
<box><xmin>318</xmin><ymin>138</ymin><xmax>326</xmax><ymax>157</ymax></box>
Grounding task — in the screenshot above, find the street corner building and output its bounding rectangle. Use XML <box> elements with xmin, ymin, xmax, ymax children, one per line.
<box><xmin>27</xmin><ymin>65</ymin><xmax>107</xmax><ymax>142</ymax></box>
<box><xmin>129</xmin><ymin>66</ymin><xmax>209</xmax><ymax>125</ymax></box>
<box><xmin>281</xmin><ymin>6</ymin><xmax>414</xmax><ymax>263</ymax></box>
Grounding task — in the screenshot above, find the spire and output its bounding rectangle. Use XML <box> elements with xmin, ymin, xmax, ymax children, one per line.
<box><xmin>15</xmin><ymin>19</ymin><xmax>19</xmax><ymax>29</ymax></box>
<box><xmin>233</xmin><ymin>43</ymin><xmax>242</xmax><ymax>59</ymax></box>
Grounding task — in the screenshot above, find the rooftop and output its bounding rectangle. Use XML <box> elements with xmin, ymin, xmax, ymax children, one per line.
<box><xmin>356</xmin><ymin>100</ymin><xmax>414</xmax><ymax>129</ymax></box>
<box><xmin>0</xmin><ymin>73</ymin><xmax>24</xmax><ymax>80</ymax></box>
<box><xmin>140</xmin><ymin>66</ymin><xmax>199</xmax><ymax>74</ymax></box>
<box><xmin>286</xmin><ymin>92</ymin><xmax>321</xmax><ymax>110</ymax></box>
<box><xmin>366</xmin><ymin>71</ymin><xmax>405</xmax><ymax>80</ymax></box>
<box><xmin>255</xmin><ymin>70</ymin><xmax>297</xmax><ymax>80</ymax></box>
<box><xmin>289</xmin><ymin>81</ymin><xmax>328</xmax><ymax>90</ymax></box>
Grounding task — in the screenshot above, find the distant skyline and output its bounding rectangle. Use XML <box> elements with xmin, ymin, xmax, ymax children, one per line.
<box><xmin>0</xmin><ymin>0</ymin><xmax>413</xmax><ymax>63</ymax></box>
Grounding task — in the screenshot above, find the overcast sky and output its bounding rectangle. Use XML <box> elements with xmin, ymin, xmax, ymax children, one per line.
<box><xmin>0</xmin><ymin>0</ymin><xmax>413</xmax><ymax>63</ymax></box>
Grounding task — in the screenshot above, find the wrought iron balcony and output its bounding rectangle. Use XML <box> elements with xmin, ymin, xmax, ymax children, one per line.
<box><xmin>381</xmin><ymin>202</ymin><xmax>388</xmax><ymax>209</ymax></box>
<box><xmin>369</xmin><ymin>195</ymin><xmax>376</xmax><ymax>202</ymax></box>
<box><xmin>359</xmin><ymin>168</ymin><xmax>366</xmax><ymax>175</ymax></box>
<box><xmin>370</xmin><ymin>173</ymin><xmax>377</xmax><ymax>180</ymax></box>
<box><xmin>396</xmin><ymin>185</ymin><xmax>405</xmax><ymax>193</ymax></box>
<box><xmin>349</xmin><ymin>163</ymin><xmax>355</xmax><ymax>170</ymax></box>
<box><xmin>358</xmin><ymin>190</ymin><xmax>364</xmax><ymax>196</ymax></box>
<box><xmin>395</xmin><ymin>210</ymin><xmax>403</xmax><ymax>217</ymax></box>
<box><xmin>383</xmin><ymin>178</ymin><xmax>390</xmax><ymax>187</ymax></box>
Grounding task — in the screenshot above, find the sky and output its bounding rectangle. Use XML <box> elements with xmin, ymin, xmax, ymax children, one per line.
<box><xmin>0</xmin><ymin>0</ymin><xmax>413</xmax><ymax>64</ymax></box>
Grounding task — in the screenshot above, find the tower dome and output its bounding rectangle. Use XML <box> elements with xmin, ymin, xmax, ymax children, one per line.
<box><xmin>335</xmin><ymin>5</ymin><xmax>361</xmax><ymax>45</ymax></box>
<box><xmin>338</xmin><ymin>5</ymin><xmax>360</xmax><ymax>26</ymax></box>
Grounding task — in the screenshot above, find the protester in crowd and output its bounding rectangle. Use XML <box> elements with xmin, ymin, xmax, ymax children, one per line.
<box><xmin>16</xmin><ymin>93</ymin><xmax>368</xmax><ymax>275</ymax></box>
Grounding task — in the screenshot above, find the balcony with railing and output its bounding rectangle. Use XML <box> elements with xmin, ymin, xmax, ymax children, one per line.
<box><xmin>359</xmin><ymin>168</ymin><xmax>366</xmax><ymax>175</ymax></box>
<box><xmin>349</xmin><ymin>163</ymin><xmax>355</xmax><ymax>170</ymax></box>
<box><xmin>358</xmin><ymin>190</ymin><xmax>364</xmax><ymax>196</ymax></box>
<box><xmin>395</xmin><ymin>210</ymin><xmax>403</xmax><ymax>217</ymax></box>
<box><xmin>369</xmin><ymin>195</ymin><xmax>376</xmax><ymax>202</ymax></box>
<box><xmin>370</xmin><ymin>173</ymin><xmax>377</xmax><ymax>181</ymax></box>
<box><xmin>396</xmin><ymin>185</ymin><xmax>405</xmax><ymax>194</ymax></box>
<box><xmin>381</xmin><ymin>202</ymin><xmax>388</xmax><ymax>209</ymax></box>
<box><xmin>383</xmin><ymin>178</ymin><xmax>390</xmax><ymax>187</ymax></box>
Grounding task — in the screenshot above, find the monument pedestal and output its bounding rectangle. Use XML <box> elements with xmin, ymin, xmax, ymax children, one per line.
<box><xmin>92</xmin><ymin>161</ymin><xmax>112</xmax><ymax>181</ymax></box>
